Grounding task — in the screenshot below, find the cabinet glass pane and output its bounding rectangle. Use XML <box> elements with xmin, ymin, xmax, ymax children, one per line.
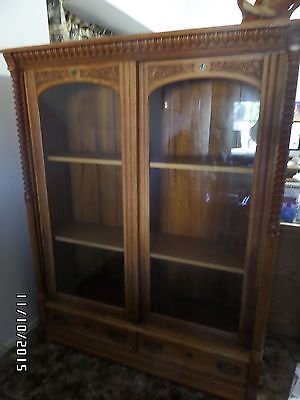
<box><xmin>55</xmin><ymin>243</ymin><xmax>124</xmax><ymax>306</ymax></box>
<box><xmin>149</xmin><ymin>78</ymin><xmax>260</xmax><ymax>331</ymax></box>
<box><xmin>39</xmin><ymin>83</ymin><xmax>121</xmax><ymax>158</ymax></box>
<box><xmin>39</xmin><ymin>83</ymin><xmax>124</xmax><ymax>307</ymax></box>
<box><xmin>150</xmin><ymin>79</ymin><xmax>259</xmax><ymax>167</ymax></box>
<box><xmin>151</xmin><ymin>260</ymin><xmax>242</xmax><ymax>332</ymax></box>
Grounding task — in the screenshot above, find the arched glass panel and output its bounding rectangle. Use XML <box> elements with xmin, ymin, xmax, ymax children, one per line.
<box><xmin>39</xmin><ymin>83</ymin><xmax>124</xmax><ymax>307</ymax></box>
<box><xmin>149</xmin><ymin>78</ymin><xmax>260</xmax><ymax>331</ymax></box>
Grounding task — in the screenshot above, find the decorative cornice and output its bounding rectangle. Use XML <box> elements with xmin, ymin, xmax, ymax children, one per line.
<box><xmin>268</xmin><ymin>50</ymin><xmax>300</xmax><ymax>235</ymax></box>
<box><xmin>210</xmin><ymin>59</ymin><xmax>264</xmax><ymax>80</ymax></box>
<box><xmin>6</xmin><ymin>24</ymin><xmax>293</xmax><ymax>66</ymax></box>
<box><xmin>34</xmin><ymin>65</ymin><xmax>120</xmax><ymax>92</ymax></box>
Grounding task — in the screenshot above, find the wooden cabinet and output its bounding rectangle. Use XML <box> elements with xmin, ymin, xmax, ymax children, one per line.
<box><xmin>3</xmin><ymin>19</ymin><xmax>300</xmax><ymax>400</ymax></box>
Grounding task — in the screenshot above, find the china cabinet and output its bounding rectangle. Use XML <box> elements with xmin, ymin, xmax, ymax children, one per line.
<box><xmin>3</xmin><ymin>19</ymin><xmax>300</xmax><ymax>400</ymax></box>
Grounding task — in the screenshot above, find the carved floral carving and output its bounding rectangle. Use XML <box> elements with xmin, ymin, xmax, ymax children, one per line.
<box><xmin>35</xmin><ymin>69</ymin><xmax>69</xmax><ymax>86</ymax></box>
<box><xmin>148</xmin><ymin>59</ymin><xmax>264</xmax><ymax>84</ymax></box>
<box><xmin>34</xmin><ymin>65</ymin><xmax>120</xmax><ymax>91</ymax></box>
<box><xmin>210</xmin><ymin>59</ymin><xmax>264</xmax><ymax>80</ymax></box>
<box><xmin>78</xmin><ymin>65</ymin><xmax>119</xmax><ymax>83</ymax></box>
<box><xmin>148</xmin><ymin>64</ymin><xmax>195</xmax><ymax>81</ymax></box>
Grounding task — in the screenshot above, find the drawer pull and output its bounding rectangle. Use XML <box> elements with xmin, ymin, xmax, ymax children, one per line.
<box><xmin>107</xmin><ymin>330</ymin><xmax>128</xmax><ymax>344</ymax></box>
<box><xmin>217</xmin><ymin>361</ymin><xmax>241</xmax><ymax>377</ymax></box>
<box><xmin>143</xmin><ymin>340</ymin><xmax>164</xmax><ymax>354</ymax></box>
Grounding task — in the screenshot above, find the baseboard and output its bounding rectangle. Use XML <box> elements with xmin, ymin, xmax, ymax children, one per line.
<box><xmin>0</xmin><ymin>317</ymin><xmax>39</xmax><ymax>357</ymax></box>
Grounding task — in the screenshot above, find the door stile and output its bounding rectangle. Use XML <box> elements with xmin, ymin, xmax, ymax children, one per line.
<box><xmin>120</xmin><ymin>61</ymin><xmax>140</xmax><ymax>322</ymax></box>
<box><xmin>239</xmin><ymin>53</ymin><xmax>287</xmax><ymax>347</ymax></box>
<box><xmin>139</xmin><ymin>62</ymin><xmax>151</xmax><ymax>320</ymax></box>
<box><xmin>24</xmin><ymin>69</ymin><xmax>57</xmax><ymax>298</ymax></box>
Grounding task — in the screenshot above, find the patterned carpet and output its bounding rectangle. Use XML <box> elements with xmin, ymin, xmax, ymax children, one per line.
<box><xmin>0</xmin><ymin>330</ymin><xmax>297</xmax><ymax>400</ymax></box>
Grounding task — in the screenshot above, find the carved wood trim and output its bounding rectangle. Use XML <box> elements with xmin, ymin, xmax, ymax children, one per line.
<box><xmin>4</xmin><ymin>23</ymin><xmax>298</xmax><ymax>66</ymax></box>
<box><xmin>268</xmin><ymin>51</ymin><xmax>300</xmax><ymax>235</ymax></box>
<box><xmin>210</xmin><ymin>59</ymin><xmax>264</xmax><ymax>80</ymax></box>
<box><xmin>148</xmin><ymin>64</ymin><xmax>196</xmax><ymax>81</ymax></box>
<box><xmin>147</xmin><ymin>58</ymin><xmax>263</xmax><ymax>91</ymax></box>
<box><xmin>9</xmin><ymin>64</ymin><xmax>33</xmax><ymax>201</ymax></box>
<box><xmin>35</xmin><ymin>64</ymin><xmax>120</xmax><ymax>94</ymax></box>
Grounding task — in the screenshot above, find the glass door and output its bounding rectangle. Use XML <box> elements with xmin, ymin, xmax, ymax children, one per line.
<box><xmin>36</xmin><ymin>79</ymin><xmax>127</xmax><ymax>310</ymax></box>
<box><xmin>143</xmin><ymin>75</ymin><xmax>260</xmax><ymax>333</ymax></box>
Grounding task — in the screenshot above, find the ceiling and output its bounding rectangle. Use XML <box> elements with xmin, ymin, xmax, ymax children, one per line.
<box><xmin>64</xmin><ymin>0</ymin><xmax>244</xmax><ymax>34</ymax></box>
<box><xmin>64</xmin><ymin>0</ymin><xmax>300</xmax><ymax>34</ymax></box>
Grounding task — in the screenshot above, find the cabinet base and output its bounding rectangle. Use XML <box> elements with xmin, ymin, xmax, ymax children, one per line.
<box><xmin>46</xmin><ymin>326</ymin><xmax>249</xmax><ymax>400</ymax></box>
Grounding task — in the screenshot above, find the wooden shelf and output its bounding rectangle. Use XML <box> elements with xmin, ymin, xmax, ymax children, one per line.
<box><xmin>48</xmin><ymin>153</ymin><xmax>122</xmax><ymax>166</ymax></box>
<box><xmin>150</xmin><ymin>158</ymin><xmax>253</xmax><ymax>174</ymax></box>
<box><xmin>55</xmin><ymin>223</ymin><xmax>123</xmax><ymax>252</ymax></box>
<box><xmin>150</xmin><ymin>232</ymin><xmax>245</xmax><ymax>274</ymax></box>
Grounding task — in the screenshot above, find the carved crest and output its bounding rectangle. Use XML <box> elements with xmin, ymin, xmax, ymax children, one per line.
<box><xmin>238</xmin><ymin>0</ymin><xmax>300</xmax><ymax>22</ymax></box>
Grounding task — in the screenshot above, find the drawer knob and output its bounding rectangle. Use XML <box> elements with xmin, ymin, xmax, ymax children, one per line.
<box><xmin>217</xmin><ymin>361</ymin><xmax>241</xmax><ymax>377</ymax></box>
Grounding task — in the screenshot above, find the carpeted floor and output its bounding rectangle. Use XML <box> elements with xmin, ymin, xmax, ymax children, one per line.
<box><xmin>0</xmin><ymin>330</ymin><xmax>298</xmax><ymax>400</ymax></box>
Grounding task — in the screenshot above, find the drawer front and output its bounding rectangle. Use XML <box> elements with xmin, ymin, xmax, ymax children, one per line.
<box><xmin>138</xmin><ymin>335</ymin><xmax>248</xmax><ymax>383</ymax></box>
<box><xmin>48</xmin><ymin>311</ymin><xmax>136</xmax><ymax>351</ymax></box>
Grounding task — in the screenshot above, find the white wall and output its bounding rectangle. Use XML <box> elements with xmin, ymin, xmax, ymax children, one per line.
<box><xmin>0</xmin><ymin>0</ymin><xmax>49</xmax><ymax>355</ymax></box>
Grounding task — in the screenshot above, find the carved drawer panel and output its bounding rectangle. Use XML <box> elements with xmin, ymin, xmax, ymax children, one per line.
<box><xmin>138</xmin><ymin>335</ymin><xmax>248</xmax><ymax>383</ymax></box>
<box><xmin>48</xmin><ymin>311</ymin><xmax>136</xmax><ymax>351</ymax></box>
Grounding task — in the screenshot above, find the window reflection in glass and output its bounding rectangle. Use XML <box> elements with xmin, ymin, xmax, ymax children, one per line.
<box><xmin>231</xmin><ymin>101</ymin><xmax>260</xmax><ymax>157</ymax></box>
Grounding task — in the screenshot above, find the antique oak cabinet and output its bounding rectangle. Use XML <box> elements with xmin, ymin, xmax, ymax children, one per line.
<box><xmin>3</xmin><ymin>19</ymin><xmax>300</xmax><ymax>400</ymax></box>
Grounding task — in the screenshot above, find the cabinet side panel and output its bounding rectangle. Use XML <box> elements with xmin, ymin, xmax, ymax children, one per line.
<box><xmin>9</xmin><ymin>63</ymin><xmax>47</xmax><ymax>323</ymax></box>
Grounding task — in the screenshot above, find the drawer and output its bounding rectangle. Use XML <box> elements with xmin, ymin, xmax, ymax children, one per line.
<box><xmin>138</xmin><ymin>335</ymin><xmax>248</xmax><ymax>383</ymax></box>
<box><xmin>48</xmin><ymin>311</ymin><xmax>136</xmax><ymax>351</ymax></box>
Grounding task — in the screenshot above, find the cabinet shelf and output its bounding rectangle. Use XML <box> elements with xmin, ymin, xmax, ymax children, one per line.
<box><xmin>48</xmin><ymin>153</ymin><xmax>122</xmax><ymax>166</ymax></box>
<box><xmin>55</xmin><ymin>223</ymin><xmax>123</xmax><ymax>252</ymax></box>
<box><xmin>150</xmin><ymin>161</ymin><xmax>253</xmax><ymax>174</ymax></box>
<box><xmin>150</xmin><ymin>232</ymin><xmax>244</xmax><ymax>274</ymax></box>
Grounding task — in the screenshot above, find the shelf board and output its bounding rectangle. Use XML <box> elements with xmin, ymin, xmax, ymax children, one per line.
<box><xmin>150</xmin><ymin>162</ymin><xmax>253</xmax><ymax>174</ymax></box>
<box><xmin>150</xmin><ymin>232</ymin><xmax>245</xmax><ymax>274</ymax></box>
<box><xmin>55</xmin><ymin>223</ymin><xmax>123</xmax><ymax>252</ymax></box>
<box><xmin>47</xmin><ymin>153</ymin><xmax>122</xmax><ymax>166</ymax></box>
